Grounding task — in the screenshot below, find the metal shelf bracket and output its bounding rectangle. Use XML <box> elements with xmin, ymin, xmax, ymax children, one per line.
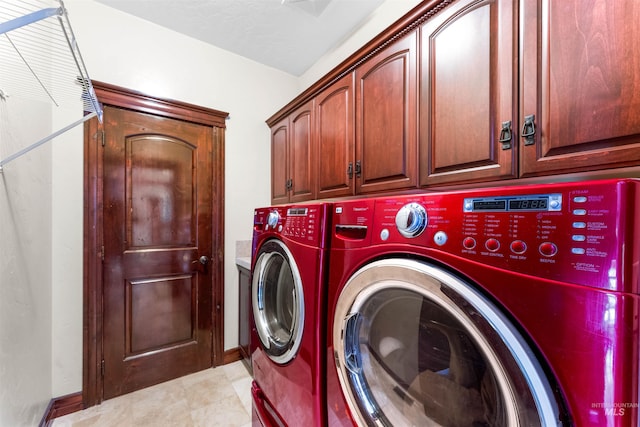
<box><xmin>0</xmin><ymin>0</ymin><xmax>103</xmax><ymax>172</ymax></box>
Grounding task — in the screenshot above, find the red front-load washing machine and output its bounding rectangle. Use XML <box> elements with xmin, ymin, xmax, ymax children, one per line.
<box><xmin>326</xmin><ymin>179</ymin><xmax>640</xmax><ymax>426</ymax></box>
<box><xmin>250</xmin><ymin>203</ymin><xmax>331</xmax><ymax>427</ymax></box>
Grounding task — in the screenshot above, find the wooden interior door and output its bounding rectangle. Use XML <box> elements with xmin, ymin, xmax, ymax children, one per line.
<box><xmin>102</xmin><ymin>105</ymin><xmax>214</xmax><ymax>399</ymax></box>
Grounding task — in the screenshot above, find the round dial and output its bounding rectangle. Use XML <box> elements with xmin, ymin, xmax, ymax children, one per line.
<box><xmin>267</xmin><ymin>210</ymin><xmax>280</xmax><ymax>229</ymax></box>
<box><xmin>395</xmin><ymin>202</ymin><xmax>428</xmax><ymax>238</ymax></box>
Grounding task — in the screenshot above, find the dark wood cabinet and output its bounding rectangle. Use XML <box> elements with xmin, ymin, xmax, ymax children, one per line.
<box><xmin>419</xmin><ymin>0</ymin><xmax>517</xmax><ymax>186</ymax></box>
<box><xmin>315</xmin><ymin>31</ymin><xmax>419</xmax><ymax>200</ymax></box>
<box><xmin>519</xmin><ymin>0</ymin><xmax>640</xmax><ymax>176</ymax></box>
<box><xmin>420</xmin><ymin>0</ymin><xmax>640</xmax><ymax>186</ymax></box>
<box><xmin>270</xmin><ymin>118</ymin><xmax>289</xmax><ymax>204</ymax></box>
<box><xmin>270</xmin><ymin>100</ymin><xmax>315</xmax><ymax>204</ymax></box>
<box><xmin>269</xmin><ymin>0</ymin><xmax>640</xmax><ymax>202</ymax></box>
<box><xmin>273</xmin><ymin>31</ymin><xmax>419</xmax><ymax>204</ymax></box>
<box><xmin>237</xmin><ymin>265</ymin><xmax>252</xmax><ymax>374</ymax></box>
<box><xmin>356</xmin><ymin>30</ymin><xmax>418</xmax><ymax>194</ymax></box>
<box><xmin>316</xmin><ymin>73</ymin><xmax>356</xmax><ymax>199</ymax></box>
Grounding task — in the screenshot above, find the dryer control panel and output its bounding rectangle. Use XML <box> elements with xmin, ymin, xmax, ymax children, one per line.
<box><xmin>254</xmin><ymin>203</ymin><xmax>330</xmax><ymax>248</ymax></box>
<box><xmin>332</xmin><ymin>179</ymin><xmax>640</xmax><ymax>292</ymax></box>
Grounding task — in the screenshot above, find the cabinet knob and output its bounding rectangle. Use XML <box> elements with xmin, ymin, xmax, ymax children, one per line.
<box><xmin>521</xmin><ymin>114</ymin><xmax>536</xmax><ymax>146</ymax></box>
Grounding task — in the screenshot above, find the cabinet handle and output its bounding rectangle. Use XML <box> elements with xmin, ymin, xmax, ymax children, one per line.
<box><xmin>521</xmin><ymin>114</ymin><xmax>536</xmax><ymax>146</ymax></box>
<box><xmin>286</xmin><ymin>178</ymin><xmax>293</xmax><ymax>191</ymax></box>
<box><xmin>355</xmin><ymin>160</ymin><xmax>361</xmax><ymax>178</ymax></box>
<box><xmin>347</xmin><ymin>162</ymin><xmax>353</xmax><ymax>179</ymax></box>
<box><xmin>499</xmin><ymin>121</ymin><xmax>512</xmax><ymax>150</ymax></box>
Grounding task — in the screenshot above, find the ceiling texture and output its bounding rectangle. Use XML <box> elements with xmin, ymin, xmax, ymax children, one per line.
<box><xmin>93</xmin><ymin>0</ymin><xmax>387</xmax><ymax>76</ymax></box>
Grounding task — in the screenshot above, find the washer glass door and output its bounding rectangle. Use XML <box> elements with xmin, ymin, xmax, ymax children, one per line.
<box><xmin>333</xmin><ymin>258</ymin><xmax>562</xmax><ymax>426</ymax></box>
<box><xmin>252</xmin><ymin>239</ymin><xmax>304</xmax><ymax>364</ymax></box>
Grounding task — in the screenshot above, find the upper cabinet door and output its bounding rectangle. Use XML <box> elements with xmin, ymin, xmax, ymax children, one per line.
<box><xmin>420</xmin><ymin>0</ymin><xmax>517</xmax><ymax>186</ymax></box>
<box><xmin>288</xmin><ymin>101</ymin><xmax>315</xmax><ymax>202</ymax></box>
<box><xmin>271</xmin><ymin>119</ymin><xmax>289</xmax><ymax>205</ymax></box>
<box><xmin>355</xmin><ymin>31</ymin><xmax>418</xmax><ymax>194</ymax></box>
<box><xmin>316</xmin><ymin>73</ymin><xmax>356</xmax><ymax>199</ymax></box>
<box><xmin>520</xmin><ymin>0</ymin><xmax>640</xmax><ymax>177</ymax></box>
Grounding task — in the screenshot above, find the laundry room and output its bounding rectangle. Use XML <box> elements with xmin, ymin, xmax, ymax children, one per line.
<box><xmin>1</xmin><ymin>0</ymin><xmax>639</xmax><ymax>426</ymax></box>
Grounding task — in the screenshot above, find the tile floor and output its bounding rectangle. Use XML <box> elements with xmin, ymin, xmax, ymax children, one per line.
<box><xmin>52</xmin><ymin>361</ymin><xmax>252</xmax><ymax>427</ymax></box>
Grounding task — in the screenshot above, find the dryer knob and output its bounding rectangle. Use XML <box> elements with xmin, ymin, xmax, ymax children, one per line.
<box><xmin>267</xmin><ymin>211</ymin><xmax>280</xmax><ymax>229</ymax></box>
<box><xmin>395</xmin><ymin>203</ymin><xmax>428</xmax><ymax>238</ymax></box>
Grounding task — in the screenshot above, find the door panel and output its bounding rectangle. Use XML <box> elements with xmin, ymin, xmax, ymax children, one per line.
<box><xmin>271</xmin><ymin>121</ymin><xmax>289</xmax><ymax>205</ymax></box>
<box><xmin>316</xmin><ymin>73</ymin><xmax>355</xmax><ymax>199</ymax></box>
<box><xmin>129</xmin><ymin>275</ymin><xmax>193</xmax><ymax>353</ymax></box>
<box><xmin>127</xmin><ymin>136</ymin><xmax>195</xmax><ymax>247</ymax></box>
<box><xmin>520</xmin><ymin>0</ymin><xmax>640</xmax><ymax>176</ymax></box>
<box><xmin>356</xmin><ymin>31</ymin><xmax>417</xmax><ymax>194</ymax></box>
<box><xmin>103</xmin><ymin>105</ymin><xmax>213</xmax><ymax>399</ymax></box>
<box><xmin>420</xmin><ymin>0</ymin><xmax>517</xmax><ymax>186</ymax></box>
<box><xmin>289</xmin><ymin>102</ymin><xmax>315</xmax><ymax>202</ymax></box>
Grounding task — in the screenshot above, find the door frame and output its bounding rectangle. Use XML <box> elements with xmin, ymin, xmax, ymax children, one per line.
<box><xmin>82</xmin><ymin>81</ymin><xmax>228</xmax><ymax>407</ymax></box>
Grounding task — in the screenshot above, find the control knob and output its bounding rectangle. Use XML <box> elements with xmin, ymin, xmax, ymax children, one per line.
<box><xmin>267</xmin><ymin>210</ymin><xmax>280</xmax><ymax>229</ymax></box>
<box><xmin>395</xmin><ymin>203</ymin><xmax>428</xmax><ymax>238</ymax></box>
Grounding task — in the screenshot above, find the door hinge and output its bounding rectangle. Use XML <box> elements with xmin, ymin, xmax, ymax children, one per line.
<box><xmin>100</xmin><ymin>245</ymin><xmax>105</xmax><ymax>262</ymax></box>
<box><xmin>101</xmin><ymin>130</ymin><xmax>105</xmax><ymax>147</ymax></box>
<box><xmin>101</xmin><ymin>360</ymin><xmax>105</xmax><ymax>377</ymax></box>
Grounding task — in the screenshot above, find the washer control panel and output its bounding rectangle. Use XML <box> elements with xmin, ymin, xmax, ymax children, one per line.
<box><xmin>332</xmin><ymin>179</ymin><xmax>639</xmax><ymax>292</ymax></box>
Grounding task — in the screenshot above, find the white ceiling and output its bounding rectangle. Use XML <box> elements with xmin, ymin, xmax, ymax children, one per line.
<box><xmin>93</xmin><ymin>0</ymin><xmax>386</xmax><ymax>76</ymax></box>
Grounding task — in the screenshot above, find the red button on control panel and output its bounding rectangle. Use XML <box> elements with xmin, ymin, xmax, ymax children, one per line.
<box><xmin>485</xmin><ymin>238</ymin><xmax>500</xmax><ymax>252</ymax></box>
<box><xmin>510</xmin><ymin>240</ymin><xmax>527</xmax><ymax>254</ymax></box>
<box><xmin>462</xmin><ymin>237</ymin><xmax>476</xmax><ymax>250</ymax></box>
<box><xmin>539</xmin><ymin>242</ymin><xmax>558</xmax><ymax>257</ymax></box>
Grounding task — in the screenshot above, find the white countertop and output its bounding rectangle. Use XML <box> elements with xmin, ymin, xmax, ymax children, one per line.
<box><xmin>236</xmin><ymin>257</ymin><xmax>251</xmax><ymax>270</ymax></box>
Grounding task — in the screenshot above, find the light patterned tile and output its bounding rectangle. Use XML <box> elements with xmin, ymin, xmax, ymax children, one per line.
<box><xmin>52</xmin><ymin>362</ymin><xmax>253</xmax><ymax>427</ymax></box>
<box><xmin>52</xmin><ymin>404</ymin><xmax>135</xmax><ymax>427</ymax></box>
<box><xmin>133</xmin><ymin>397</ymin><xmax>192</xmax><ymax>426</ymax></box>
<box><xmin>222</xmin><ymin>360</ymin><xmax>251</xmax><ymax>382</ymax></box>
<box><xmin>184</xmin><ymin>372</ymin><xmax>237</xmax><ymax>410</ymax></box>
<box><xmin>232</xmin><ymin>376</ymin><xmax>253</xmax><ymax>416</ymax></box>
<box><xmin>190</xmin><ymin>394</ymin><xmax>250</xmax><ymax>427</ymax></box>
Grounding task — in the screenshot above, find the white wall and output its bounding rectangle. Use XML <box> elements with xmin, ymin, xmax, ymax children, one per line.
<box><xmin>300</xmin><ymin>0</ymin><xmax>422</xmax><ymax>89</ymax></box>
<box><xmin>1</xmin><ymin>0</ymin><xmax>423</xmax><ymax>424</ymax></box>
<box><xmin>0</xmin><ymin>97</ymin><xmax>53</xmax><ymax>425</ymax></box>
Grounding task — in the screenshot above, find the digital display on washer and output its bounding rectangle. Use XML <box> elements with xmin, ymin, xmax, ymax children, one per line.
<box><xmin>287</xmin><ymin>208</ymin><xmax>308</xmax><ymax>216</ymax></box>
<box><xmin>508</xmin><ymin>198</ymin><xmax>548</xmax><ymax>210</ymax></box>
<box><xmin>464</xmin><ymin>194</ymin><xmax>561</xmax><ymax>212</ymax></box>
